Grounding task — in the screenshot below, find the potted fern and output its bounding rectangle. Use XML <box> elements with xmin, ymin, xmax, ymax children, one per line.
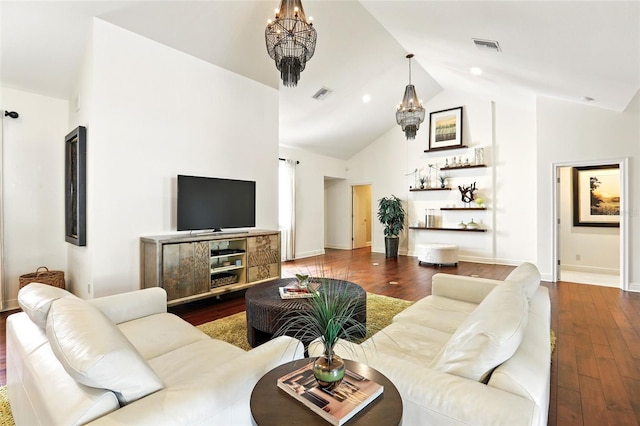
<box><xmin>275</xmin><ymin>279</ymin><xmax>367</xmax><ymax>390</ymax></box>
<box><xmin>377</xmin><ymin>195</ymin><xmax>406</xmax><ymax>257</ymax></box>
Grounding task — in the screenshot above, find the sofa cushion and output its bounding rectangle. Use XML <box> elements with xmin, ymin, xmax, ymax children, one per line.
<box><xmin>18</xmin><ymin>283</ymin><xmax>73</xmax><ymax>329</ymax></box>
<box><xmin>505</xmin><ymin>262</ymin><xmax>540</xmax><ymax>302</ymax></box>
<box><xmin>46</xmin><ymin>296</ymin><xmax>164</xmax><ymax>405</ymax></box>
<box><xmin>429</xmin><ymin>282</ymin><xmax>529</xmax><ymax>382</ymax></box>
<box><xmin>392</xmin><ymin>295</ymin><xmax>477</xmax><ymax>333</ymax></box>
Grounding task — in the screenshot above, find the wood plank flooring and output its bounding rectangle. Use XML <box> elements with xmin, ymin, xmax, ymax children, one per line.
<box><xmin>1</xmin><ymin>247</ymin><xmax>639</xmax><ymax>425</ymax></box>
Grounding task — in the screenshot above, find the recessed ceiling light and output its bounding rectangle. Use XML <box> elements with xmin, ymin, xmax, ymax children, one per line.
<box><xmin>470</xmin><ymin>67</ymin><xmax>483</xmax><ymax>75</ymax></box>
<box><xmin>362</xmin><ymin>94</ymin><xmax>371</xmax><ymax>103</ymax></box>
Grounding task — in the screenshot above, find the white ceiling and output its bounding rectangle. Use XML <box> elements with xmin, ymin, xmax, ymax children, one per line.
<box><xmin>2</xmin><ymin>1</ymin><xmax>639</xmax><ymax>159</ymax></box>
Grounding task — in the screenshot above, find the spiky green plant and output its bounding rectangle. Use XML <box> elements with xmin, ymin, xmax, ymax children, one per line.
<box><xmin>275</xmin><ymin>279</ymin><xmax>367</xmax><ymax>360</ymax></box>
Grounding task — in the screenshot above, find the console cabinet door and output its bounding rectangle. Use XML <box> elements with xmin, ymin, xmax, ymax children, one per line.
<box><xmin>247</xmin><ymin>234</ymin><xmax>281</xmax><ymax>283</ymax></box>
<box><xmin>162</xmin><ymin>242</ymin><xmax>210</xmax><ymax>301</ymax></box>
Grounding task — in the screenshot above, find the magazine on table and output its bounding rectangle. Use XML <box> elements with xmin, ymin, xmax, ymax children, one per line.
<box><xmin>277</xmin><ymin>362</ymin><xmax>383</xmax><ymax>425</ymax></box>
<box><xmin>278</xmin><ymin>285</ymin><xmax>315</xmax><ymax>299</ymax></box>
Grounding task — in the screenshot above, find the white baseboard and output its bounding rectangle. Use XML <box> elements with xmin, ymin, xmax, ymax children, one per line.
<box><xmin>325</xmin><ymin>243</ymin><xmax>352</xmax><ymax>250</ymax></box>
<box><xmin>293</xmin><ymin>249</ymin><xmax>325</xmax><ymax>260</ymax></box>
<box><xmin>627</xmin><ymin>282</ymin><xmax>640</xmax><ymax>292</ymax></box>
<box><xmin>1</xmin><ymin>299</ymin><xmax>19</xmax><ymax>312</ymax></box>
<box><xmin>561</xmin><ymin>264</ymin><xmax>619</xmax><ymax>275</ymax></box>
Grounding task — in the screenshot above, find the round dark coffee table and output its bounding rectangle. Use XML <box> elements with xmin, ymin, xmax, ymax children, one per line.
<box><xmin>245</xmin><ymin>278</ymin><xmax>367</xmax><ymax>348</ymax></box>
<box><xmin>250</xmin><ymin>358</ymin><xmax>403</xmax><ymax>425</ymax></box>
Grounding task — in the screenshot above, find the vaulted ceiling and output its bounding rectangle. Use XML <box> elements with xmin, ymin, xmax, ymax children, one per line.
<box><xmin>2</xmin><ymin>1</ymin><xmax>638</xmax><ymax>159</ymax></box>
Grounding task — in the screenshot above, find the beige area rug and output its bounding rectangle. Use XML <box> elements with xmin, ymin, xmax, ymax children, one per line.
<box><xmin>196</xmin><ymin>293</ymin><xmax>414</xmax><ymax>351</ymax></box>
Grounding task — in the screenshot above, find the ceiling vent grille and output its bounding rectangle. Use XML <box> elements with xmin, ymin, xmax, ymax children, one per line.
<box><xmin>312</xmin><ymin>87</ymin><xmax>332</xmax><ymax>100</ymax></box>
<box><xmin>472</xmin><ymin>38</ymin><xmax>502</xmax><ymax>52</ymax></box>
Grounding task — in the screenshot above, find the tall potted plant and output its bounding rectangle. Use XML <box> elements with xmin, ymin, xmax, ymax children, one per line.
<box><xmin>377</xmin><ymin>195</ymin><xmax>406</xmax><ymax>257</ymax></box>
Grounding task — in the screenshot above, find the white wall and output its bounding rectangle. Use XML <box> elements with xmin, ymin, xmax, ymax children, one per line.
<box><xmin>279</xmin><ymin>145</ymin><xmax>347</xmax><ymax>258</ymax></box>
<box><xmin>558</xmin><ymin>166</ymin><xmax>619</xmax><ymax>274</ymax></box>
<box><xmin>70</xmin><ymin>20</ymin><xmax>280</xmax><ymax>297</ymax></box>
<box><xmin>1</xmin><ymin>88</ymin><xmax>69</xmax><ymax>308</ymax></box>
<box><xmin>347</xmin><ymin>124</ymin><xmax>409</xmax><ymax>255</ymax></box>
<box><xmin>537</xmin><ymin>91</ymin><xmax>639</xmax><ymax>289</ymax></box>
<box><xmin>346</xmin><ymin>89</ymin><xmax>538</xmax><ymax>264</ymax></box>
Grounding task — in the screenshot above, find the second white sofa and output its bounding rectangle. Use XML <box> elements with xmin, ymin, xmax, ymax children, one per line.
<box><xmin>311</xmin><ymin>262</ymin><xmax>551</xmax><ymax>426</ymax></box>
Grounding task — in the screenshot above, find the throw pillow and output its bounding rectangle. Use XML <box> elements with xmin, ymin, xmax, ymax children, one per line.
<box><xmin>46</xmin><ymin>295</ymin><xmax>164</xmax><ymax>405</ymax></box>
<box><xmin>18</xmin><ymin>283</ymin><xmax>73</xmax><ymax>329</ymax></box>
<box><xmin>429</xmin><ymin>282</ymin><xmax>528</xmax><ymax>382</ymax></box>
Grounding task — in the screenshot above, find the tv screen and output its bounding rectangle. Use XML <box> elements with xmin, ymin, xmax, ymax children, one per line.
<box><xmin>177</xmin><ymin>175</ymin><xmax>256</xmax><ymax>232</ymax></box>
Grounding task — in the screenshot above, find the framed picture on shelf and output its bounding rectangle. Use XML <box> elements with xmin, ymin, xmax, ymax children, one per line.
<box><xmin>65</xmin><ymin>126</ymin><xmax>87</xmax><ymax>246</ymax></box>
<box><xmin>428</xmin><ymin>106</ymin><xmax>463</xmax><ymax>150</ymax></box>
<box><xmin>572</xmin><ymin>164</ymin><xmax>620</xmax><ymax>228</ymax></box>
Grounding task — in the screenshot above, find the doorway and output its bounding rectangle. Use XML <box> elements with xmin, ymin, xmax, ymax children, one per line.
<box><xmin>553</xmin><ymin>160</ymin><xmax>627</xmax><ymax>289</ymax></box>
<box><xmin>352</xmin><ymin>185</ymin><xmax>372</xmax><ymax>249</ymax></box>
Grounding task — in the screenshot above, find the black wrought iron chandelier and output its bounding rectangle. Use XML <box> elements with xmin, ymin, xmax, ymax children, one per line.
<box><xmin>396</xmin><ymin>54</ymin><xmax>425</xmax><ymax>140</ymax></box>
<box><xmin>265</xmin><ymin>0</ymin><xmax>317</xmax><ymax>87</ymax></box>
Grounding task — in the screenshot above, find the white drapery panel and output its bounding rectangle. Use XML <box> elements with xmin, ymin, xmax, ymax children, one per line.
<box><xmin>279</xmin><ymin>159</ymin><xmax>296</xmax><ymax>261</ymax></box>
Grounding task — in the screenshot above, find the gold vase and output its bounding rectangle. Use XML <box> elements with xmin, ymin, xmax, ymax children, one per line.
<box><xmin>312</xmin><ymin>353</ymin><xmax>345</xmax><ymax>391</ymax></box>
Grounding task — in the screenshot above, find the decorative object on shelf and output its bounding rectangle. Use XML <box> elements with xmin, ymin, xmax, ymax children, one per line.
<box><xmin>572</xmin><ymin>164</ymin><xmax>620</xmax><ymax>227</ymax></box>
<box><xmin>65</xmin><ymin>126</ymin><xmax>87</xmax><ymax>246</ymax></box>
<box><xmin>458</xmin><ymin>181</ymin><xmax>477</xmax><ymax>207</ymax></box>
<box><xmin>406</xmin><ymin>168</ymin><xmax>419</xmax><ymax>189</ymax></box>
<box><xmin>457</xmin><ymin>220</ymin><xmax>467</xmax><ymax>229</ymax></box>
<box><xmin>265</xmin><ymin>0</ymin><xmax>317</xmax><ymax>87</ymax></box>
<box><xmin>396</xmin><ymin>53</ymin><xmax>425</xmax><ymax>140</ymax></box>
<box><xmin>466</xmin><ymin>219</ymin><xmax>480</xmax><ymax>230</ymax></box>
<box><xmin>418</xmin><ymin>175</ymin><xmax>427</xmax><ymax>189</ymax></box>
<box><xmin>428</xmin><ymin>106</ymin><xmax>463</xmax><ymax>150</ymax></box>
<box><xmin>439</xmin><ymin>174</ymin><xmax>448</xmax><ymax>188</ymax></box>
<box><xmin>377</xmin><ymin>195</ymin><xmax>406</xmax><ymax>257</ymax></box>
<box><xmin>425</xmin><ymin>209</ymin><xmax>438</xmax><ymax>228</ymax></box>
<box><xmin>275</xmin><ymin>279</ymin><xmax>367</xmax><ymax>390</ymax></box>
<box><xmin>475</xmin><ymin>197</ymin><xmax>484</xmax><ymax>208</ymax></box>
<box><xmin>475</xmin><ymin>147</ymin><xmax>485</xmax><ymax>166</ymax></box>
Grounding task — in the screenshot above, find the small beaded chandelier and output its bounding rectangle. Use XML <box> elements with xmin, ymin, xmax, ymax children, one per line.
<box><xmin>396</xmin><ymin>54</ymin><xmax>425</xmax><ymax>140</ymax></box>
<box><xmin>265</xmin><ymin>0</ymin><xmax>317</xmax><ymax>87</ymax></box>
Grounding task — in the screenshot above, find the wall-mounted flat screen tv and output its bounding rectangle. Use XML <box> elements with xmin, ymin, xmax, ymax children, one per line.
<box><xmin>177</xmin><ymin>175</ymin><xmax>256</xmax><ymax>232</ymax></box>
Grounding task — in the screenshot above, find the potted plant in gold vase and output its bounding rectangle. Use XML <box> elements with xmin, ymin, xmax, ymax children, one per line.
<box><xmin>275</xmin><ymin>279</ymin><xmax>367</xmax><ymax>390</ymax></box>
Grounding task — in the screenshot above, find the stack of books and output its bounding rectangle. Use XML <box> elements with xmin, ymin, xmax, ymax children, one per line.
<box><xmin>278</xmin><ymin>286</ymin><xmax>315</xmax><ymax>299</ymax></box>
<box><xmin>277</xmin><ymin>362</ymin><xmax>383</xmax><ymax>425</ymax></box>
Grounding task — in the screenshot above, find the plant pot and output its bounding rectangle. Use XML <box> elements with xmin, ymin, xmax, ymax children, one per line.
<box><xmin>384</xmin><ymin>237</ymin><xmax>400</xmax><ymax>258</ymax></box>
<box><xmin>313</xmin><ymin>353</ymin><xmax>345</xmax><ymax>391</ymax></box>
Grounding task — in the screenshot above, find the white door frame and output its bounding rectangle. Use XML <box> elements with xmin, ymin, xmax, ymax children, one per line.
<box><xmin>551</xmin><ymin>158</ymin><xmax>629</xmax><ymax>291</ymax></box>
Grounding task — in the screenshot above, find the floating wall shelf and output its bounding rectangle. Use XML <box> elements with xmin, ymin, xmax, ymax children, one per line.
<box><xmin>409</xmin><ymin>226</ymin><xmax>487</xmax><ymax>233</ymax></box>
<box><xmin>424</xmin><ymin>145</ymin><xmax>469</xmax><ymax>153</ymax></box>
<box><xmin>409</xmin><ymin>187</ymin><xmax>451</xmax><ymax>192</ymax></box>
<box><xmin>440</xmin><ymin>207</ymin><xmax>487</xmax><ymax>211</ymax></box>
<box><xmin>440</xmin><ymin>164</ymin><xmax>487</xmax><ymax>171</ymax></box>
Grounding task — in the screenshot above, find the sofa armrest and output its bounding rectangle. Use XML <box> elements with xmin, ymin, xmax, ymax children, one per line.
<box><xmin>432</xmin><ymin>273</ymin><xmax>501</xmax><ymax>304</ymax></box>
<box><xmin>89</xmin><ymin>288</ymin><xmax>167</xmax><ymax>324</ymax></box>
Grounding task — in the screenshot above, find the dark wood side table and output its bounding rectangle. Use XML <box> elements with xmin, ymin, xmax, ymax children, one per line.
<box><xmin>250</xmin><ymin>359</ymin><xmax>403</xmax><ymax>425</ymax></box>
<box><xmin>245</xmin><ymin>278</ymin><xmax>367</xmax><ymax>347</ymax></box>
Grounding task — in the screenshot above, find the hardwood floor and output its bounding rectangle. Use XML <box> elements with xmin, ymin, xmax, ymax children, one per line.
<box><xmin>2</xmin><ymin>248</ymin><xmax>639</xmax><ymax>425</ymax></box>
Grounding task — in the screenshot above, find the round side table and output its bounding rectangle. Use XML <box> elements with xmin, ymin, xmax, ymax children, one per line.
<box><xmin>250</xmin><ymin>359</ymin><xmax>403</xmax><ymax>425</ymax></box>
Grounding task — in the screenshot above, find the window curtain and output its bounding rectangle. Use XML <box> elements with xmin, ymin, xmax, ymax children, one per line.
<box><xmin>279</xmin><ymin>159</ymin><xmax>296</xmax><ymax>261</ymax></box>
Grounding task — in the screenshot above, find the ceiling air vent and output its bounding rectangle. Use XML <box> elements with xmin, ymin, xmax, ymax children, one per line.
<box><xmin>472</xmin><ymin>38</ymin><xmax>502</xmax><ymax>52</ymax></box>
<box><xmin>312</xmin><ymin>87</ymin><xmax>332</xmax><ymax>101</ymax></box>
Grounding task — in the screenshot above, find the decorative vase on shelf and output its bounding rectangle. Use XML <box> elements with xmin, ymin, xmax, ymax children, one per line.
<box><xmin>467</xmin><ymin>219</ymin><xmax>479</xmax><ymax>230</ymax></box>
<box><xmin>312</xmin><ymin>352</ymin><xmax>346</xmax><ymax>391</ymax></box>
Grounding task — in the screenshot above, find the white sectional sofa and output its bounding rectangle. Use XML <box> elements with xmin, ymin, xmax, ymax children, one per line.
<box><xmin>7</xmin><ymin>284</ymin><xmax>304</xmax><ymax>425</ymax></box>
<box><xmin>311</xmin><ymin>262</ymin><xmax>551</xmax><ymax>426</ymax></box>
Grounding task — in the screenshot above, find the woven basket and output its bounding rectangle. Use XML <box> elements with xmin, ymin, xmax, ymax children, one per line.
<box><xmin>19</xmin><ymin>266</ymin><xmax>65</xmax><ymax>289</ymax></box>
